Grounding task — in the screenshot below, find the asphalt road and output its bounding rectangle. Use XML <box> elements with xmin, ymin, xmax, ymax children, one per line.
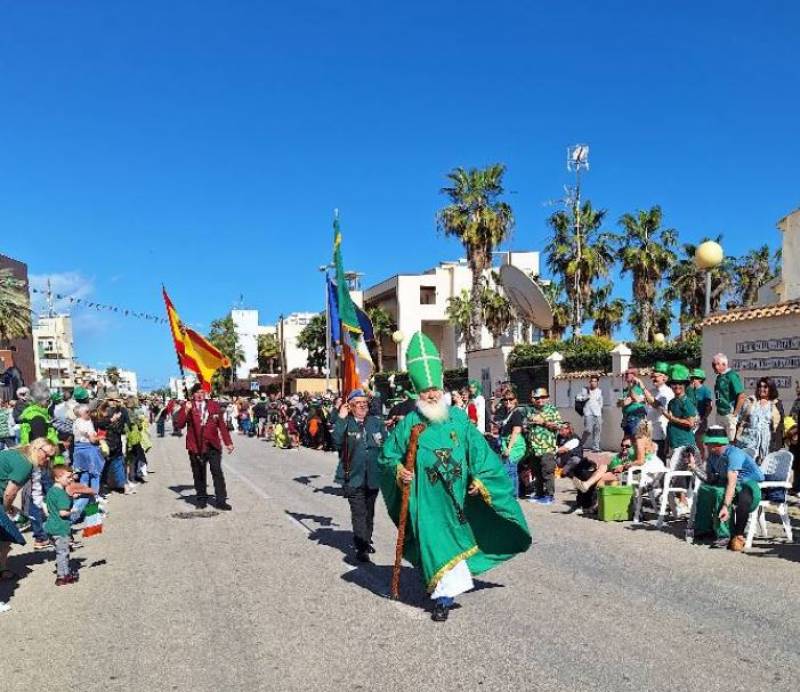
<box><xmin>3</xmin><ymin>432</ymin><xmax>800</xmax><ymax>691</ymax></box>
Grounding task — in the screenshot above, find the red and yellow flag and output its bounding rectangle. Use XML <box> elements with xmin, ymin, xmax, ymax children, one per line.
<box><xmin>162</xmin><ymin>288</ymin><xmax>230</xmax><ymax>392</ymax></box>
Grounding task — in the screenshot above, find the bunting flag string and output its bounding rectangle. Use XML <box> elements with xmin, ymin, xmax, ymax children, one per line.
<box><xmin>30</xmin><ymin>286</ymin><xmax>169</xmax><ymax>324</ymax></box>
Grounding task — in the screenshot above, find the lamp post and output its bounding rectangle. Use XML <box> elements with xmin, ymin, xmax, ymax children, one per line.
<box><xmin>319</xmin><ymin>264</ymin><xmax>335</xmax><ymax>391</ymax></box>
<box><xmin>694</xmin><ymin>241</ymin><xmax>724</xmax><ymax>316</ymax></box>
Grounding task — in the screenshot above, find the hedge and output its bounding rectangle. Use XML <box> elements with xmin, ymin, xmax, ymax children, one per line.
<box><xmin>508</xmin><ymin>336</ymin><xmax>702</xmax><ymax>373</ymax></box>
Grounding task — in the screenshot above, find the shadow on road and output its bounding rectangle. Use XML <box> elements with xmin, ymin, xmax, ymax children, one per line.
<box><xmin>167</xmin><ymin>484</ymin><xmax>206</xmax><ymax>507</ymax></box>
<box><xmin>292</xmin><ymin>475</ymin><xmax>321</xmax><ymax>486</ymax></box>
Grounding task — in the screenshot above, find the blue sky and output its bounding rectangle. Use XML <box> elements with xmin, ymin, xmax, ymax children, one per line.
<box><xmin>1</xmin><ymin>1</ymin><xmax>798</xmax><ymax>388</ymax></box>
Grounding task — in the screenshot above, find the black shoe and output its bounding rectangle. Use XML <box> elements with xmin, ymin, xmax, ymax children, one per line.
<box><xmin>197</xmin><ymin>499</ymin><xmax>208</xmax><ymax>509</ymax></box>
<box><xmin>356</xmin><ymin>550</ymin><xmax>371</xmax><ymax>563</ymax></box>
<box><xmin>216</xmin><ymin>501</ymin><xmax>232</xmax><ymax>511</ymax></box>
<box><xmin>431</xmin><ymin>602</ymin><xmax>450</xmax><ymax>622</ymax></box>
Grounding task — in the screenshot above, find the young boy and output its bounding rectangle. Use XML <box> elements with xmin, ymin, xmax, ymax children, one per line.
<box><xmin>44</xmin><ymin>465</ymin><xmax>78</xmax><ymax>585</ymax></box>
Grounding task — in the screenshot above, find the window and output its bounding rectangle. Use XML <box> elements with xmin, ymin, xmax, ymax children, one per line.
<box><xmin>419</xmin><ymin>286</ymin><xmax>436</xmax><ymax>305</ymax></box>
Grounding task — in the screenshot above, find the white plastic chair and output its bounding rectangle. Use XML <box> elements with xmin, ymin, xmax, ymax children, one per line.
<box><xmin>633</xmin><ymin>447</ymin><xmax>694</xmax><ymax>528</ymax></box>
<box><xmin>744</xmin><ymin>450</ymin><xmax>794</xmax><ymax>550</ymax></box>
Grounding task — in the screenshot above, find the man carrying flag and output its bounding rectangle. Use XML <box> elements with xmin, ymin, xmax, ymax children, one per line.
<box><xmin>162</xmin><ymin>288</ymin><xmax>234</xmax><ymax>509</ymax></box>
<box><xmin>380</xmin><ymin>332</ymin><xmax>531</xmax><ymax>622</ymax></box>
<box><xmin>176</xmin><ymin>383</ymin><xmax>234</xmax><ymax>510</ymax></box>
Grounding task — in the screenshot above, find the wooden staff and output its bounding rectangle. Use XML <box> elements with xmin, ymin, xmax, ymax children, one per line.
<box><xmin>391</xmin><ymin>422</ymin><xmax>426</xmax><ymax>600</ymax></box>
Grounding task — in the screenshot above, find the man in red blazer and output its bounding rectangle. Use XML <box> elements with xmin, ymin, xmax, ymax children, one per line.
<box><xmin>176</xmin><ymin>383</ymin><xmax>234</xmax><ymax>510</ymax></box>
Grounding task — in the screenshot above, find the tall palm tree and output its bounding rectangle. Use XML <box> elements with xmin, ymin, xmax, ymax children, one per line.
<box><xmin>614</xmin><ymin>206</ymin><xmax>677</xmax><ymax>342</ymax></box>
<box><xmin>734</xmin><ymin>245</ymin><xmax>778</xmax><ymax>306</ymax></box>
<box><xmin>366</xmin><ymin>305</ymin><xmax>395</xmax><ymax>372</ymax></box>
<box><xmin>208</xmin><ymin>315</ymin><xmax>245</xmax><ymax>384</ymax></box>
<box><xmin>0</xmin><ymin>269</ymin><xmax>31</xmax><ymax>345</ymax></box>
<box><xmin>588</xmin><ymin>283</ymin><xmax>625</xmax><ymax>338</ymax></box>
<box><xmin>481</xmin><ymin>281</ymin><xmax>515</xmax><ymax>347</ymax></box>
<box><xmin>545</xmin><ymin>201</ymin><xmax>613</xmax><ymax>338</ymax></box>
<box><xmin>437</xmin><ymin>164</ymin><xmax>514</xmax><ymax>349</ymax></box>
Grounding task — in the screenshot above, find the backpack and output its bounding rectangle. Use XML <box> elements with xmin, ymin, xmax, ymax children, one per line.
<box><xmin>574</xmin><ymin>389</ymin><xmax>588</xmax><ymax>416</ymax></box>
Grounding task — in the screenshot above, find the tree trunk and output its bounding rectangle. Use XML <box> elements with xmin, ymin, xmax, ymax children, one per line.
<box><xmin>468</xmin><ymin>254</ymin><xmax>486</xmax><ymax>350</ymax></box>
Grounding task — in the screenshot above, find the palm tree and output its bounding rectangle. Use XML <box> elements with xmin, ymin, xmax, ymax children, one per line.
<box><xmin>481</xmin><ymin>281</ymin><xmax>515</xmax><ymax>347</ymax></box>
<box><xmin>446</xmin><ymin>289</ymin><xmax>474</xmax><ymax>348</ymax></box>
<box><xmin>545</xmin><ymin>201</ymin><xmax>613</xmax><ymax>338</ymax></box>
<box><xmin>538</xmin><ymin>280</ymin><xmax>571</xmax><ymax>341</ymax></box>
<box><xmin>588</xmin><ymin>283</ymin><xmax>625</xmax><ymax>338</ymax></box>
<box><xmin>0</xmin><ymin>269</ymin><xmax>31</xmax><ymax>345</ymax></box>
<box><xmin>257</xmin><ymin>333</ymin><xmax>280</xmax><ymax>373</ymax></box>
<box><xmin>614</xmin><ymin>206</ymin><xmax>676</xmax><ymax>342</ymax></box>
<box><xmin>366</xmin><ymin>305</ymin><xmax>395</xmax><ymax>372</ymax></box>
<box><xmin>437</xmin><ymin>164</ymin><xmax>514</xmax><ymax>349</ymax></box>
<box><xmin>734</xmin><ymin>245</ymin><xmax>778</xmax><ymax>306</ymax></box>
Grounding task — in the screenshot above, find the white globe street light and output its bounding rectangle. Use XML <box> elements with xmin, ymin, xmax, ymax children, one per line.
<box><xmin>694</xmin><ymin>241</ymin><xmax>724</xmax><ymax>316</ymax></box>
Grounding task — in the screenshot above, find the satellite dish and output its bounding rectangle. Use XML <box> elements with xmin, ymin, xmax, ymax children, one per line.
<box><xmin>499</xmin><ymin>264</ymin><xmax>554</xmax><ymax>330</ymax></box>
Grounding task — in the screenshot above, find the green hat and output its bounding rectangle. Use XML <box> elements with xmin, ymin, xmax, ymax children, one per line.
<box><xmin>406</xmin><ymin>332</ymin><xmax>443</xmax><ymax>393</ymax></box>
<box><xmin>73</xmin><ymin>387</ymin><xmax>90</xmax><ymax>402</ymax></box>
<box><xmin>653</xmin><ymin>362</ymin><xmax>670</xmax><ymax>375</ymax></box>
<box><xmin>690</xmin><ymin>368</ymin><xmax>706</xmax><ymax>381</ymax></box>
<box><xmin>468</xmin><ymin>379</ymin><xmax>483</xmax><ymax>397</ymax></box>
<box><xmin>703</xmin><ymin>425</ymin><xmax>729</xmax><ymax>445</ymax></box>
<box><xmin>50</xmin><ymin>391</ymin><xmax>63</xmax><ymax>404</ymax></box>
<box><xmin>668</xmin><ymin>364</ymin><xmax>691</xmax><ymax>384</ymax></box>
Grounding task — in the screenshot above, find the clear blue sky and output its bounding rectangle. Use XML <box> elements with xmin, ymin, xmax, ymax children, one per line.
<box><xmin>1</xmin><ymin>1</ymin><xmax>798</xmax><ymax>388</ymax></box>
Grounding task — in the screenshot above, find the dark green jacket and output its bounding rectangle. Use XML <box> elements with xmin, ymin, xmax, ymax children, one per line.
<box><xmin>332</xmin><ymin>414</ymin><xmax>386</xmax><ymax>489</ymax></box>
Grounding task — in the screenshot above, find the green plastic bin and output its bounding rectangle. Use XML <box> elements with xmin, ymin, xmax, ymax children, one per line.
<box><xmin>597</xmin><ymin>485</ymin><xmax>634</xmax><ymax>522</ymax></box>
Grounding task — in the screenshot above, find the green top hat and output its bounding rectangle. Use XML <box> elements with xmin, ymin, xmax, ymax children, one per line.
<box><xmin>653</xmin><ymin>362</ymin><xmax>670</xmax><ymax>375</ymax></box>
<box><xmin>668</xmin><ymin>364</ymin><xmax>691</xmax><ymax>384</ymax></box>
<box><xmin>73</xmin><ymin>387</ymin><xmax>90</xmax><ymax>402</ymax></box>
<box><xmin>690</xmin><ymin>368</ymin><xmax>706</xmax><ymax>381</ymax></box>
<box><xmin>406</xmin><ymin>332</ymin><xmax>443</xmax><ymax>393</ymax></box>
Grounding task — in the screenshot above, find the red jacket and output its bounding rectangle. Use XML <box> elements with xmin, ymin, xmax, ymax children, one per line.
<box><xmin>175</xmin><ymin>400</ymin><xmax>233</xmax><ymax>454</ymax></box>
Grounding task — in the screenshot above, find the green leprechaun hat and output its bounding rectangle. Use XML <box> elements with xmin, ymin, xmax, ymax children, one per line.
<box><xmin>668</xmin><ymin>364</ymin><xmax>691</xmax><ymax>384</ymax></box>
<box><xmin>406</xmin><ymin>331</ymin><xmax>443</xmax><ymax>393</ymax></box>
<box><xmin>653</xmin><ymin>361</ymin><xmax>670</xmax><ymax>375</ymax></box>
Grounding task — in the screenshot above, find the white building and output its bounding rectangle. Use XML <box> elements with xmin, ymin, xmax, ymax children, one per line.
<box><xmin>232</xmin><ymin>309</ymin><xmax>322</xmax><ymax>376</ymax></box>
<box><xmin>363</xmin><ymin>251</ymin><xmax>542</xmax><ymax>370</ymax></box>
<box><xmin>231</xmin><ymin>309</ymin><xmax>273</xmax><ymax>379</ymax></box>
<box><xmin>33</xmin><ymin>314</ymin><xmax>76</xmax><ymax>388</ymax></box>
<box><xmin>169</xmin><ymin>373</ymin><xmax>198</xmax><ymax>399</ymax></box>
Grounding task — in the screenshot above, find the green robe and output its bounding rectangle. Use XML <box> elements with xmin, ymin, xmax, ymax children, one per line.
<box><xmin>379</xmin><ymin>407</ymin><xmax>531</xmax><ymax>593</ymax></box>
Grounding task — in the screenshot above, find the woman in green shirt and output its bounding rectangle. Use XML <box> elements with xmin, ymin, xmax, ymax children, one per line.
<box><xmin>1</xmin><ymin>439</ymin><xmax>58</xmax><ymax>612</ymax></box>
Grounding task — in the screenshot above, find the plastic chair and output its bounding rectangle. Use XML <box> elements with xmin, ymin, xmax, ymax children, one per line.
<box><xmin>633</xmin><ymin>447</ymin><xmax>694</xmax><ymax>528</ymax></box>
<box><xmin>744</xmin><ymin>450</ymin><xmax>794</xmax><ymax>550</ymax></box>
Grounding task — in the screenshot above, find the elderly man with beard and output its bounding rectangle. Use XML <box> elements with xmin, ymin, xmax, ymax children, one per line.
<box><xmin>379</xmin><ymin>332</ymin><xmax>531</xmax><ymax>622</ymax></box>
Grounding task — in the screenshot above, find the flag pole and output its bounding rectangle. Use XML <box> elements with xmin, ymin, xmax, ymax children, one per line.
<box><xmin>162</xmin><ymin>284</ymin><xmax>189</xmax><ymax>399</ymax></box>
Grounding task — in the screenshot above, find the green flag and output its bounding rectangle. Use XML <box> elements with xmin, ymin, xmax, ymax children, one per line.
<box><xmin>333</xmin><ymin>215</ymin><xmax>361</xmax><ymax>333</ymax></box>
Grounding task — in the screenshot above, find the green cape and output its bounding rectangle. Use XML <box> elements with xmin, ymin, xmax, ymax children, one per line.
<box><xmin>379</xmin><ymin>406</ymin><xmax>531</xmax><ymax>592</ymax></box>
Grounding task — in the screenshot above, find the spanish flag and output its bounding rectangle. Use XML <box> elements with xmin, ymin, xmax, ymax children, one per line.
<box><xmin>162</xmin><ymin>287</ymin><xmax>230</xmax><ymax>392</ymax></box>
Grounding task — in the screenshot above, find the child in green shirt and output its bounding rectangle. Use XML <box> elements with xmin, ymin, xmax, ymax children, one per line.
<box><xmin>45</xmin><ymin>466</ymin><xmax>78</xmax><ymax>586</ymax></box>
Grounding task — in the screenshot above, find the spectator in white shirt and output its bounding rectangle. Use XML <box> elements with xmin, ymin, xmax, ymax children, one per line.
<box><xmin>579</xmin><ymin>376</ymin><xmax>604</xmax><ymax>452</ymax></box>
<box><xmin>642</xmin><ymin>362</ymin><xmax>674</xmax><ymax>461</ymax></box>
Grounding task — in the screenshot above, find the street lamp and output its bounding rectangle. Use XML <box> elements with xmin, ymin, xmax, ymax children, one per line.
<box><xmin>319</xmin><ymin>264</ymin><xmax>335</xmax><ymax>391</ymax></box>
<box><xmin>694</xmin><ymin>241</ymin><xmax>724</xmax><ymax>316</ymax></box>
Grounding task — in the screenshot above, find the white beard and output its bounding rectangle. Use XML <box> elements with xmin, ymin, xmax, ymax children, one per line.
<box><xmin>416</xmin><ymin>397</ymin><xmax>450</xmax><ymax>424</ymax></box>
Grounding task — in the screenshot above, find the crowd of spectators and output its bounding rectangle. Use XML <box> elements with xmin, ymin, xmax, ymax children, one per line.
<box><xmin>1</xmin><ymin>380</ymin><xmax>157</xmax><ymax>612</ymax></box>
